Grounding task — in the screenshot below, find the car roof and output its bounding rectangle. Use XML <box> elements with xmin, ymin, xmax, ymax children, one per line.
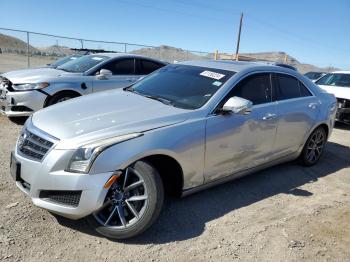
<box><xmin>331</xmin><ymin>70</ymin><xmax>350</xmax><ymax>74</ymax></box>
<box><xmin>93</xmin><ymin>52</ymin><xmax>167</xmax><ymax>63</ymax></box>
<box><xmin>179</xmin><ymin>60</ymin><xmax>296</xmax><ymax>73</ymax></box>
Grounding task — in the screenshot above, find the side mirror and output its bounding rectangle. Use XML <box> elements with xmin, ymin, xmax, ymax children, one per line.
<box><xmin>97</xmin><ymin>69</ymin><xmax>113</xmax><ymax>80</ymax></box>
<box><xmin>221</xmin><ymin>96</ymin><xmax>253</xmax><ymax>114</ymax></box>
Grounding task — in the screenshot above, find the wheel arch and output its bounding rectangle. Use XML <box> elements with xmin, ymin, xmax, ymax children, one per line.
<box><xmin>44</xmin><ymin>89</ymin><xmax>82</xmax><ymax>107</ymax></box>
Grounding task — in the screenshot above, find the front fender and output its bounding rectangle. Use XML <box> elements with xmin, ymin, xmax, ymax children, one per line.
<box><xmin>43</xmin><ymin>81</ymin><xmax>92</xmax><ymax>96</ymax></box>
<box><xmin>89</xmin><ymin>118</ymin><xmax>206</xmax><ymax>190</ymax></box>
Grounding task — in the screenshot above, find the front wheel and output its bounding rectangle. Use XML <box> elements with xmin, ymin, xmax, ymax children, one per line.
<box><xmin>46</xmin><ymin>91</ymin><xmax>79</xmax><ymax>106</ymax></box>
<box><xmin>299</xmin><ymin>126</ymin><xmax>327</xmax><ymax>166</ymax></box>
<box><xmin>87</xmin><ymin>161</ymin><xmax>164</xmax><ymax>239</ymax></box>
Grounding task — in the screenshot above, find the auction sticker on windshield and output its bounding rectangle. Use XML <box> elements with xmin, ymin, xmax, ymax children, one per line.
<box><xmin>200</xmin><ymin>70</ymin><xmax>225</xmax><ymax>80</ymax></box>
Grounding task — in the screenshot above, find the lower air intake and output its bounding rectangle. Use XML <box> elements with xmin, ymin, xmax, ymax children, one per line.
<box><xmin>39</xmin><ymin>190</ymin><xmax>82</xmax><ymax>207</ymax></box>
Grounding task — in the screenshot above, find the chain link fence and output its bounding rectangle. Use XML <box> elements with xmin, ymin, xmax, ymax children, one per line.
<box><xmin>0</xmin><ymin>27</ymin><xmax>214</xmax><ymax>73</ymax></box>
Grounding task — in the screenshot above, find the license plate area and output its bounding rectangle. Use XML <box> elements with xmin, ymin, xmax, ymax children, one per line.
<box><xmin>10</xmin><ymin>152</ymin><xmax>21</xmax><ymax>181</ymax></box>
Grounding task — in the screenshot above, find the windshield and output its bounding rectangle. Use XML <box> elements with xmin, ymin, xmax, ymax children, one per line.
<box><xmin>305</xmin><ymin>72</ymin><xmax>324</xmax><ymax>80</ymax></box>
<box><xmin>57</xmin><ymin>55</ymin><xmax>109</xmax><ymax>73</ymax></box>
<box><xmin>316</xmin><ymin>73</ymin><xmax>350</xmax><ymax>87</ymax></box>
<box><xmin>50</xmin><ymin>55</ymin><xmax>83</xmax><ymax>68</ymax></box>
<box><xmin>130</xmin><ymin>64</ymin><xmax>235</xmax><ymax>110</ymax></box>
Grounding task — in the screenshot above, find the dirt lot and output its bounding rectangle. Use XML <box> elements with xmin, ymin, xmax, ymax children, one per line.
<box><xmin>0</xmin><ymin>54</ymin><xmax>54</xmax><ymax>73</ymax></box>
<box><xmin>0</xmin><ymin>115</ymin><xmax>349</xmax><ymax>262</ymax></box>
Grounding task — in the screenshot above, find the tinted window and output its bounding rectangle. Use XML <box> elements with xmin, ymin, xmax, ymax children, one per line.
<box><xmin>131</xmin><ymin>64</ymin><xmax>235</xmax><ymax>110</ymax></box>
<box><xmin>299</xmin><ymin>82</ymin><xmax>312</xmax><ymax>97</ymax></box>
<box><xmin>102</xmin><ymin>59</ymin><xmax>135</xmax><ymax>75</ymax></box>
<box><xmin>276</xmin><ymin>74</ymin><xmax>300</xmax><ymax>100</ymax></box>
<box><xmin>316</xmin><ymin>73</ymin><xmax>350</xmax><ymax>87</ymax></box>
<box><xmin>138</xmin><ymin>59</ymin><xmax>164</xmax><ymax>75</ymax></box>
<box><xmin>230</xmin><ymin>73</ymin><xmax>272</xmax><ymax>105</ymax></box>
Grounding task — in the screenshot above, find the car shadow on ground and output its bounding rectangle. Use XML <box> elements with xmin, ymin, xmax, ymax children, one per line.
<box><xmin>334</xmin><ymin>121</ymin><xmax>350</xmax><ymax>131</ymax></box>
<box><xmin>55</xmin><ymin>141</ymin><xmax>350</xmax><ymax>244</ymax></box>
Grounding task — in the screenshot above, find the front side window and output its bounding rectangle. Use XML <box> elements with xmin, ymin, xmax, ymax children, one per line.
<box><xmin>57</xmin><ymin>55</ymin><xmax>108</xmax><ymax>73</ymax></box>
<box><xmin>130</xmin><ymin>64</ymin><xmax>235</xmax><ymax>110</ymax></box>
<box><xmin>102</xmin><ymin>59</ymin><xmax>135</xmax><ymax>75</ymax></box>
<box><xmin>316</xmin><ymin>73</ymin><xmax>350</xmax><ymax>87</ymax></box>
<box><xmin>230</xmin><ymin>73</ymin><xmax>272</xmax><ymax>105</ymax></box>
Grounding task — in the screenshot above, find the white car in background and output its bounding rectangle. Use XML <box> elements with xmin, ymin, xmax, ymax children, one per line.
<box><xmin>316</xmin><ymin>71</ymin><xmax>350</xmax><ymax>123</ymax></box>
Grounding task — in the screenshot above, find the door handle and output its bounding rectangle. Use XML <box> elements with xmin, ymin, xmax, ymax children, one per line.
<box><xmin>262</xmin><ymin>113</ymin><xmax>277</xmax><ymax>120</ymax></box>
<box><xmin>308</xmin><ymin>102</ymin><xmax>318</xmax><ymax>109</ymax></box>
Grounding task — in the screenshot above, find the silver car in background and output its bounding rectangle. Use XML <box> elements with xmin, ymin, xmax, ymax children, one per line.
<box><xmin>0</xmin><ymin>53</ymin><xmax>167</xmax><ymax>117</ymax></box>
<box><xmin>10</xmin><ymin>61</ymin><xmax>336</xmax><ymax>239</ymax></box>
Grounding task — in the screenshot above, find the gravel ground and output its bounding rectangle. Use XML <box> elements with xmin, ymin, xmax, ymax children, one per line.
<box><xmin>0</xmin><ymin>115</ymin><xmax>349</xmax><ymax>262</ymax></box>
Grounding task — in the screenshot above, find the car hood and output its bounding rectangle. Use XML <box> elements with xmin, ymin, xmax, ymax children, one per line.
<box><xmin>1</xmin><ymin>68</ymin><xmax>81</xmax><ymax>84</ymax></box>
<box><xmin>318</xmin><ymin>85</ymin><xmax>350</xmax><ymax>100</ymax></box>
<box><xmin>31</xmin><ymin>90</ymin><xmax>191</xmax><ymax>149</ymax></box>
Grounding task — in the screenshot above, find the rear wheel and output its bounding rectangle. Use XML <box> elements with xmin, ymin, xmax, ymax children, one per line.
<box><xmin>46</xmin><ymin>91</ymin><xmax>79</xmax><ymax>106</ymax></box>
<box><xmin>87</xmin><ymin>161</ymin><xmax>164</xmax><ymax>239</ymax></box>
<box><xmin>299</xmin><ymin>126</ymin><xmax>327</xmax><ymax>166</ymax></box>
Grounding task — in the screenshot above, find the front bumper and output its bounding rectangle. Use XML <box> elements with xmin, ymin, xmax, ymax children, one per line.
<box><xmin>336</xmin><ymin>98</ymin><xmax>350</xmax><ymax>122</ymax></box>
<box><xmin>12</xmin><ymin>147</ymin><xmax>114</xmax><ymax>219</ymax></box>
<box><xmin>0</xmin><ymin>89</ymin><xmax>47</xmax><ymax>117</ymax></box>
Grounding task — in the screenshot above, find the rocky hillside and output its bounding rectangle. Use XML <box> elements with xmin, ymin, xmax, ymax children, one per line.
<box><xmin>0</xmin><ymin>33</ymin><xmax>338</xmax><ymax>73</ymax></box>
<box><xmin>0</xmin><ymin>33</ymin><xmax>38</xmax><ymax>54</ymax></box>
<box><xmin>130</xmin><ymin>45</ymin><xmax>213</xmax><ymax>62</ymax></box>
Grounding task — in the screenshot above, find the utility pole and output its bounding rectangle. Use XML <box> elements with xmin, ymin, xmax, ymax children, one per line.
<box><xmin>235</xmin><ymin>12</ymin><xmax>243</xmax><ymax>61</ymax></box>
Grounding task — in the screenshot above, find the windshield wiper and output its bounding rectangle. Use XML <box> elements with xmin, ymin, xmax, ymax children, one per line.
<box><xmin>57</xmin><ymin>67</ymin><xmax>70</xmax><ymax>72</ymax></box>
<box><xmin>143</xmin><ymin>94</ymin><xmax>173</xmax><ymax>106</ymax></box>
<box><xmin>124</xmin><ymin>87</ymin><xmax>173</xmax><ymax>106</ymax></box>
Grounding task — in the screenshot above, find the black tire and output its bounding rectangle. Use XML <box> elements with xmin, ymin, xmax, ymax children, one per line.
<box><xmin>46</xmin><ymin>91</ymin><xmax>79</xmax><ymax>107</ymax></box>
<box><xmin>8</xmin><ymin>116</ymin><xmax>28</xmax><ymax>125</ymax></box>
<box><xmin>87</xmin><ymin>161</ymin><xmax>164</xmax><ymax>239</ymax></box>
<box><xmin>299</xmin><ymin>126</ymin><xmax>327</xmax><ymax>166</ymax></box>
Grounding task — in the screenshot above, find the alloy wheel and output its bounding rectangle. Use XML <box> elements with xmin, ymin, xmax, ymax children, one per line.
<box><xmin>306</xmin><ymin>129</ymin><xmax>325</xmax><ymax>163</ymax></box>
<box><xmin>93</xmin><ymin>167</ymin><xmax>149</xmax><ymax>229</ymax></box>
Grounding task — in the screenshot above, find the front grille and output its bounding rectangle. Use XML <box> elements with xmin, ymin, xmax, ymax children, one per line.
<box><xmin>39</xmin><ymin>190</ymin><xmax>82</xmax><ymax>207</ymax></box>
<box><xmin>337</xmin><ymin>98</ymin><xmax>350</xmax><ymax>109</ymax></box>
<box><xmin>17</xmin><ymin>129</ymin><xmax>54</xmax><ymax>161</ymax></box>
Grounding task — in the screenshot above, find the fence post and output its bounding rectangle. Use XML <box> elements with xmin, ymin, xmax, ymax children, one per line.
<box><xmin>214</xmin><ymin>50</ymin><xmax>218</xmax><ymax>60</ymax></box>
<box><xmin>124</xmin><ymin>43</ymin><xmax>127</xmax><ymax>53</ymax></box>
<box><xmin>80</xmin><ymin>39</ymin><xmax>84</xmax><ymax>49</ymax></box>
<box><xmin>26</xmin><ymin>31</ymin><xmax>30</xmax><ymax>68</ymax></box>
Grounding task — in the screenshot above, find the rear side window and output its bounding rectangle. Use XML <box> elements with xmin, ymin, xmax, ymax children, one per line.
<box><xmin>230</xmin><ymin>73</ymin><xmax>272</xmax><ymax>105</ymax></box>
<box><xmin>138</xmin><ymin>59</ymin><xmax>164</xmax><ymax>75</ymax></box>
<box><xmin>102</xmin><ymin>59</ymin><xmax>135</xmax><ymax>75</ymax></box>
<box><xmin>275</xmin><ymin>74</ymin><xmax>312</xmax><ymax>100</ymax></box>
<box><xmin>299</xmin><ymin>82</ymin><xmax>313</xmax><ymax>97</ymax></box>
<box><xmin>276</xmin><ymin>74</ymin><xmax>300</xmax><ymax>100</ymax></box>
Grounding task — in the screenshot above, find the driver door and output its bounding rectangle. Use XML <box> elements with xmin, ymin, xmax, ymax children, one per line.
<box><xmin>204</xmin><ymin>73</ymin><xmax>278</xmax><ymax>182</ymax></box>
<box><xmin>92</xmin><ymin>58</ymin><xmax>140</xmax><ymax>92</ymax></box>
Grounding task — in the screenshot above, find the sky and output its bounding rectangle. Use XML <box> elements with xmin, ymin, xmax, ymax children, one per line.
<box><xmin>1</xmin><ymin>0</ymin><xmax>349</xmax><ymax>69</ymax></box>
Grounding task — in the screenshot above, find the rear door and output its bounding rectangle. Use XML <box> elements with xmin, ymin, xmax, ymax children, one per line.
<box><xmin>272</xmin><ymin>73</ymin><xmax>319</xmax><ymax>157</ymax></box>
<box><xmin>92</xmin><ymin>58</ymin><xmax>139</xmax><ymax>92</ymax></box>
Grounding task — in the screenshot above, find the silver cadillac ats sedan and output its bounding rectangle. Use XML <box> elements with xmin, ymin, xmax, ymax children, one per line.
<box><xmin>11</xmin><ymin>61</ymin><xmax>337</xmax><ymax>239</ymax></box>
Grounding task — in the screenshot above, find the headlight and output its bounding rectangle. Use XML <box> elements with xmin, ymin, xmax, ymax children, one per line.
<box><xmin>13</xmin><ymin>82</ymin><xmax>49</xmax><ymax>91</ymax></box>
<box><xmin>66</xmin><ymin>133</ymin><xmax>143</xmax><ymax>173</ymax></box>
